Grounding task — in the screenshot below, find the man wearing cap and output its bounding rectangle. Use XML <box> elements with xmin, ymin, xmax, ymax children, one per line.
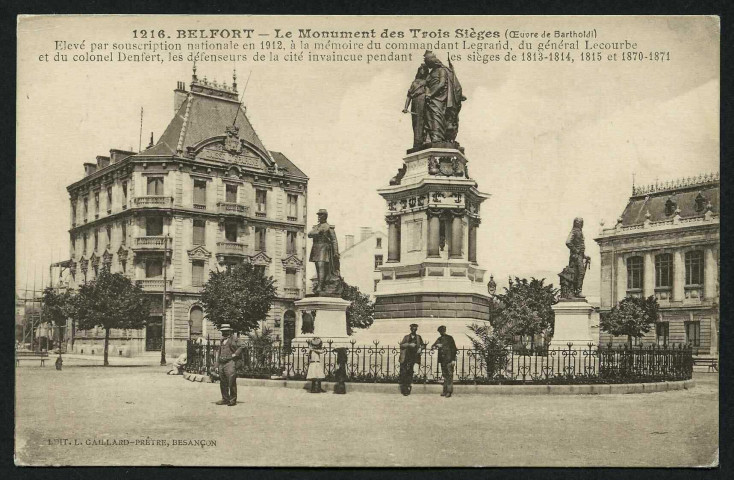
<box><xmin>399</xmin><ymin>324</ymin><xmax>424</xmax><ymax>396</ymax></box>
<box><xmin>216</xmin><ymin>324</ymin><xmax>244</xmax><ymax>406</ymax></box>
<box><xmin>431</xmin><ymin>325</ymin><xmax>458</xmax><ymax>397</ymax></box>
<box><xmin>308</xmin><ymin>209</ymin><xmax>341</xmax><ymax>295</ymax></box>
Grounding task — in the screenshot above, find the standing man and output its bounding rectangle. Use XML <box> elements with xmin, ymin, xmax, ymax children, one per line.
<box><xmin>308</xmin><ymin>209</ymin><xmax>342</xmax><ymax>295</ymax></box>
<box><xmin>399</xmin><ymin>323</ymin><xmax>424</xmax><ymax>396</ymax></box>
<box><xmin>217</xmin><ymin>324</ymin><xmax>244</xmax><ymax>406</ymax></box>
<box><xmin>565</xmin><ymin>217</ymin><xmax>591</xmax><ymax>298</ymax></box>
<box><xmin>431</xmin><ymin>326</ymin><xmax>458</xmax><ymax>397</ymax></box>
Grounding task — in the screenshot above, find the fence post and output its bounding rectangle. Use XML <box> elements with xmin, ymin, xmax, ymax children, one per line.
<box><xmin>205</xmin><ymin>334</ymin><xmax>211</xmax><ymax>376</ymax></box>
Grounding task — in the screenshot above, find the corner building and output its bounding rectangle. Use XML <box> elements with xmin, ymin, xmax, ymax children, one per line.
<box><xmin>595</xmin><ymin>174</ymin><xmax>719</xmax><ymax>355</ymax></box>
<box><xmin>66</xmin><ymin>72</ymin><xmax>309</xmax><ymax>357</ymax></box>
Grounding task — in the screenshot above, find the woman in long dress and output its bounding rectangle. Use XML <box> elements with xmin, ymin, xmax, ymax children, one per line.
<box><xmin>306</xmin><ymin>337</ymin><xmax>326</xmax><ymax>393</ymax></box>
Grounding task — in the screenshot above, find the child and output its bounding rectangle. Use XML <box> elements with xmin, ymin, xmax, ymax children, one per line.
<box><xmin>55</xmin><ymin>350</ymin><xmax>63</xmax><ymax>371</ymax></box>
<box><xmin>306</xmin><ymin>337</ymin><xmax>325</xmax><ymax>393</ymax></box>
<box><xmin>334</xmin><ymin>347</ymin><xmax>348</xmax><ymax>394</ymax></box>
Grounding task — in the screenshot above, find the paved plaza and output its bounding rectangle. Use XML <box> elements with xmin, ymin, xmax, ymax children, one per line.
<box><xmin>15</xmin><ymin>365</ymin><xmax>718</xmax><ymax>467</ymax></box>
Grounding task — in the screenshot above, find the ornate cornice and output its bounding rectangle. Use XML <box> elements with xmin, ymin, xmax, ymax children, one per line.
<box><xmin>188</xmin><ymin>245</ymin><xmax>212</xmax><ymax>261</ymax></box>
<box><xmin>281</xmin><ymin>254</ymin><xmax>303</xmax><ymax>269</ymax></box>
<box><xmin>251</xmin><ymin>251</ymin><xmax>272</xmax><ymax>265</ymax></box>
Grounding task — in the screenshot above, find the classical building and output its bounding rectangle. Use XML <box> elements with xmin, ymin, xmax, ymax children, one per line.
<box><xmin>66</xmin><ymin>70</ymin><xmax>309</xmax><ymax>357</ymax></box>
<box><xmin>339</xmin><ymin>227</ymin><xmax>386</xmax><ymax>298</ymax></box>
<box><xmin>595</xmin><ymin>173</ymin><xmax>719</xmax><ymax>355</ymax></box>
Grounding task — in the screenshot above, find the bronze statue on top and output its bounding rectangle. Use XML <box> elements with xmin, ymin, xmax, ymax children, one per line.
<box><xmin>308</xmin><ymin>209</ymin><xmax>343</xmax><ymax>297</ymax></box>
<box><xmin>559</xmin><ymin>217</ymin><xmax>591</xmax><ymax>299</ymax></box>
<box><xmin>403</xmin><ymin>51</ymin><xmax>466</xmax><ymax>151</ymax></box>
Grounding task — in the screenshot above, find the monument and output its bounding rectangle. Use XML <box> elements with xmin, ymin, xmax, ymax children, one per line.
<box><xmin>292</xmin><ymin>209</ymin><xmax>350</xmax><ymax>346</ymax></box>
<box><xmin>353</xmin><ymin>51</ymin><xmax>491</xmax><ymax>347</ymax></box>
<box><xmin>550</xmin><ymin>217</ymin><xmax>596</xmax><ymax>349</ymax></box>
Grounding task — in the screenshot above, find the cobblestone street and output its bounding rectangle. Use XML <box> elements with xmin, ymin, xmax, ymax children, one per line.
<box><xmin>15</xmin><ymin>365</ymin><xmax>718</xmax><ymax>467</ymax></box>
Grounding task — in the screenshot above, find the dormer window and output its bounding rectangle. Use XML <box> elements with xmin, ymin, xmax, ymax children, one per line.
<box><xmin>664</xmin><ymin>197</ymin><xmax>677</xmax><ymax>216</ymax></box>
<box><xmin>695</xmin><ymin>192</ymin><xmax>707</xmax><ymax>212</ymax></box>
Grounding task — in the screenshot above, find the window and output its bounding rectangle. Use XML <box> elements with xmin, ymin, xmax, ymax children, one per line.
<box><xmin>106</xmin><ymin>186</ymin><xmax>112</xmax><ymax>213</ymax></box>
<box><xmin>224</xmin><ymin>222</ymin><xmax>238</xmax><ymax>243</ymax></box>
<box><xmin>256</xmin><ymin>189</ymin><xmax>267</xmax><ymax>214</ymax></box>
<box><xmin>192</xmin><ymin>260</ymin><xmax>205</xmax><ymax>287</ymax></box>
<box><xmin>93</xmin><ymin>265</ymin><xmax>99</xmax><ymax>277</ymax></box>
<box><xmin>94</xmin><ymin>192</ymin><xmax>100</xmax><ymax>216</ymax></box>
<box><xmin>655</xmin><ymin>253</ymin><xmax>673</xmax><ymax>288</ymax></box>
<box><xmin>376</xmin><ymin>237</ymin><xmax>382</xmax><ymax>249</ymax></box>
<box><xmin>287</xmin><ymin>194</ymin><xmax>298</xmax><ymax>218</ymax></box>
<box><xmin>225</xmin><ymin>184</ymin><xmax>238</xmax><ymax>203</ymax></box>
<box><xmin>121</xmin><ymin>182</ymin><xmax>128</xmax><ymax>208</ymax></box>
<box><xmin>146</xmin><ymin>216</ymin><xmax>163</xmax><ymax>236</ymax></box>
<box><xmin>374</xmin><ymin>254</ymin><xmax>384</xmax><ymax>269</ymax></box>
<box><xmin>189</xmin><ymin>306</ymin><xmax>204</xmax><ymax>337</ymax></box>
<box><xmin>121</xmin><ymin>260</ymin><xmax>127</xmax><ymax>274</ymax></box>
<box><xmin>193</xmin><ymin>219</ymin><xmax>206</xmax><ymax>245</ymax></box>
<box><xmin>695</xmin><ymin>192</ymin><xmax>707</xmax><ymax>212</ymax></box>
<box><xmin>664</xmin><ymin>198</ymin><xmax>677</xmax><ymax>216</ymax></box>
<box><xmin>626</xmin><ymin>256</ymin><xmax>643</xmax><ymax>290</ymax></box>
<box><xmin>656</xmin><ymin>322</ymin><xmax>669</xmax><ymax>346</ymax></box>
<box><xmin>72</xmin><ymin>203</ymin><xmax>77</xmax><ymax>225</ymax></box>
<box><xmin>146</xmin><ymin>259</ymin><xmax>162</xmax><ymax>278</ymax></box>
<box><xmin>83</xmin><ymin>233</ymin><xmax>88</xmax><ymax>255</ymax></box>
<box><xmin>121</xmin><ymin>221</ymin><xmax>127</xmax><ymax>245</ymax></box>
<box><xmin>105</xmin><ymin>225</ymin><xmax>112</xmax><ymax>247</ymax></box>
<box><xmin>83</xmin><ymin>198</ymin><xmax>89</xmax><ymax>221</ymax></box>
<box><xmin>285</xmin><ymin>267</ymin><xmax>297</xmax><ymax>287</ymax></box>
<box><xmin>685</xmin><ymin>321</ymin><xmax>700</xmax><ymax>347</ymax></box>
<box><xmin>286</xmin><ymin>231</ymin><xmax>297</xmax><ymax>255</ymax></box>
<box><xmin>254</xmin><ymin>265</ymin><xmax>266</xmax><ymax>277</ymax></box>
<box><xmin>147</xmin><ymin>177</ymin><xmax>164</xmax><ymax>196</ymax></box>
<box><xmin>255</xmin><ymin>227</ymin><xmax>266</xmax><ymax>252</ymax></box>
<box><xmin>94</xmin><ymin>230</ymin><xmax>99</xmax><ymax>251</ymax></box>
<box><xmin>685</xmin><ymin>251</ymin><xmax>704</xmax><ymax>285</ymax></box>
<box><xmin>193</xmin><ymin>179</ymin><xmax>207</xmax><ymax>207</ymax></box>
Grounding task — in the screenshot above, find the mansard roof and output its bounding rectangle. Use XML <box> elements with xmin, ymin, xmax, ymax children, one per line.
<box><xmin>269</xmin><ymin>151</ymin><xmax>307</xmax><ymax>180</ymax></box>
<box><xmin>619</xmin><ymin>174</ymin><xmax>719</xmax><ymax>226</ymax></box>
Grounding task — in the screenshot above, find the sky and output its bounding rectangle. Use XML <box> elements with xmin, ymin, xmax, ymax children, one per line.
<box><xmin>16</xmin><ymin>15</ymin><xmax>719</xmax><ymax>298</ymax></box>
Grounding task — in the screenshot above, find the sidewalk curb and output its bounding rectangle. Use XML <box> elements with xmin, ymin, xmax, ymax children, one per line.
<box><xmin>181</xmin><ymin>372</ymin><xmax>695</xmax><ymax>395</ymax></box>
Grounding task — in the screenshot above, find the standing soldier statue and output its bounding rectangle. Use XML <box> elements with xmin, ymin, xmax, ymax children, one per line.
<box><xmin>308</xmin><ymin>209</ymin><xmax>343</xmax><ymax>296</ymax></box>
<box><xmin>559</xmin><ymin>217</ymin><xmax>592</xmax><ymax>298</ymax></box>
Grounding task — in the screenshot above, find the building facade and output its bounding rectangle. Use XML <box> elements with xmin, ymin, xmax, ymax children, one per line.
<box><xmin>339</xmin><ymin>228</ymin><xmax>386</xmax><ymax>298</ymax></box>
<box><xmin>66</xmin><ymin>71</ymin><xmax>309</xmax><ymax>357</ymax></box>
<box><xmin>595</xmin><ymin>174</ymin><xmax>719</xmax><ymax>355</ymax></box>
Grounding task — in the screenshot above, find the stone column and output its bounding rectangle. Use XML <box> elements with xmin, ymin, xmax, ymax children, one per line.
<box><xmin>673</xmin><ymin>250</ymin><xmax>685</xmax><ymax>301</ymax></box>
<box><xmin>704</xmin><ymin>247</ymin><xmax>717</xmax><ymax>300</ymax></box>
<box><xmin>616</xmin><ymin>255</ymin><xmax>627</xmax><ymax>302</ymax></box>
<box><xmin>426</xmin><ymin>208</ymin><xmax>441</xmax><ymax>258</ymax></box>
<box><xmin>468</xmin><ymin>218</ymin><xmax>480</xmax><ymax>264</ymax></box>
<box><xmin>386</xmin><ymin>215</ymin><xmax>401</xmax><ymax>263</ymax></box>
<box><xmin>449</xmin><ymin>210</ymin><xmax>464</xmax><ymax>259</ymax></box>
<box><xmin>643</xmin><ymin>252</ymin><xmax>655</xmax><ymax>298</ymax></box>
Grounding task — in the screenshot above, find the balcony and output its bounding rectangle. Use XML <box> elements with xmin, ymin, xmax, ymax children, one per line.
<box><xmin>133</xmin><ymin>236</ymin><xmax>172</xmax><ymax>251</ymax></box>
<box><xmin>217</xmin><ymin>241</ymin><xmax>247</xmax><ymax>256</ymax></box>
<box><xmin>136</xmin><ymin>278</ymin><xmax>173</xmax><ymax>292</ymax></box>
<box><xmin>217</xmin><ymin>202</ymin><xmax>249</xmax><ymax>216</ymax></box>
<box><xmin>133</xmin><ymin>196</ymin><xmax>173</xmax><ymax>208</ymax></box>
<box><xmin>283</xmin><ymin>287</ymin><xmax>302</xmax><ymax>299</ymax></box>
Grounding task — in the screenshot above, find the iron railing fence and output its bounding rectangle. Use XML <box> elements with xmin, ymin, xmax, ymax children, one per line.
<box><xmin>185</xmin><ymin>339</ymin><xmax>693</xmax><ymax>384</ymax></box>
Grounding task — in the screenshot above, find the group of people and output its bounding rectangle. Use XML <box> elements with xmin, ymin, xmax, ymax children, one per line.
<box><xmin>213</xmin><ymin>323</ymin><xmax>458</xmax><ymax>406</ymax></box>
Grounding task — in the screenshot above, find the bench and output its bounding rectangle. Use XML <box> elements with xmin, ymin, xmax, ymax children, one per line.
<box><xmin>15</xmin><ymin>351</ymin><xmax>49</xmax><ymax>367</ymax></box>
<box><xmin>693</xmin><ymin>357</ymin><xmax>718</xmax><ymax>372</ymax></box>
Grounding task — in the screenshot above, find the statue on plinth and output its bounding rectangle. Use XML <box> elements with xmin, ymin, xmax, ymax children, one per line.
<box><xmin>308</xmin><ymin>209</ymin><xmax>343</xmax><ymax>297</ymax></box>
<box><xmin>559</xmin><ymin>217</ymin><xmax>591</xmax><ymax>299</ymax></box>
<box><xmin>403</xmin><ymin>51</ymin><xmax>466</xmax><ymax>152</ymax></box>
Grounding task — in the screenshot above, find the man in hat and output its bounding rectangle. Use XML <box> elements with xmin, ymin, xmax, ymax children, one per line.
<box><xmin>308</xmin><ymin>209</ymin><xmax>341</xmax><ymax>295</ymax></box>
<box><xmin>399</xmin><ymin>324</ymin><xmax>424</xmax><ymax>396</ymax></box>
<box><xmin>431</xmin><ymin>325</ymin><xmax>458</xmax><ymax>397</ymax></box>
<box><xmin>217</xmin><ymin>324</ymin><xmax>244</xmax><ymax>406</ymax></box>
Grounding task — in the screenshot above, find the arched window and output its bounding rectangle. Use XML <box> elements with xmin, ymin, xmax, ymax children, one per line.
<box><xmin>664</xmin><ymin>198</ymin><xmax>677</xmax><ymax>216</ymax></box>
<box><xmin>695</xmin><ymin>192</ymin><xmax>707</xmax><ymax>212</ymax></box>
<box><xmin>189</xmin><ymin>306</ymin><xmax>204</xmax><ymax>338</ymax></box>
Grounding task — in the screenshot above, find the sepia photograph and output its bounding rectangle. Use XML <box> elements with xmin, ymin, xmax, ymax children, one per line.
<box><xmin>15</xmin><ymin>15</ymin><xmax>719</xmax><ymax>467</ymax></box>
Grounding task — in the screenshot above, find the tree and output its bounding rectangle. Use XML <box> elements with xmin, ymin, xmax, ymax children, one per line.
<box><xmin>467</xmin><ymin>322</ymin><xmax>510</xmax><ymax>378</ymax></box>
<box><xmin>341</xmin><ymin>283</ymin><xmax>374</xmax><ymax>335</ymax></box>
<box><xmin>493</xmin><ymin>277</ymin><xmax>559</xmax><ymax>347</ymax></box>
<box><xmin>600</xmin><ymin>295</ymin><xmax>659</xmax><ymax>347</ymax></box>
<box><xmin>41</xmin><ymin>287</ymin><xmax>77</xmax><ymax>347</ymax></box>
<box><xmin>200</xmin><ymin>263</ymin><xmax>277</xmax><ymax>335</ymax></box>
<box><xmin>74</xmin><ymin>269</ymin><xmax>150</xmax><ymax>366</ymax></box>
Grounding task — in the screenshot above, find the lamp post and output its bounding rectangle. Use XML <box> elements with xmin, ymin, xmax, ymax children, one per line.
<box><xmin>160</xmin><ymin>235</ymin><xmax>168</xmax><ymax>366</ymax></box>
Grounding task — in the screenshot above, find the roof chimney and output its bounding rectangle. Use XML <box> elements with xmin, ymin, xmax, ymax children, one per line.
<box><xmin>83</xmin><ymin>163</ymin><xmax>98</xmax><ymax>177</ymax></box>
<box><xmin>345</xmin><ymin>235</ymin><xmax>355</xmax><ymax>251</ymax></box>
<box><xmin>359</xmin><ymin>227</ymin><xmax>373</xmax><ymax>243</ymax></box>
<box><xmin>174</xmin><ymin>81</ymin><xmax>187</xmax><ymax>113</ymax></box>
<box><xmin>96</xmin><ymin>156</ymin><xmax>110</xmax><ymax>169</ymax></box>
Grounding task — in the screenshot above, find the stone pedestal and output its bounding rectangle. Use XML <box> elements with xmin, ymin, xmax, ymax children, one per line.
<box><xmin>292</xmin><ymin>296</ymin><xmax>351</xmax><ymax>346</ymax></box>
<box><xmin>549</xmin><ymin>299</ymin><xmax>596</xmax><ymax>349</ymax></box>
